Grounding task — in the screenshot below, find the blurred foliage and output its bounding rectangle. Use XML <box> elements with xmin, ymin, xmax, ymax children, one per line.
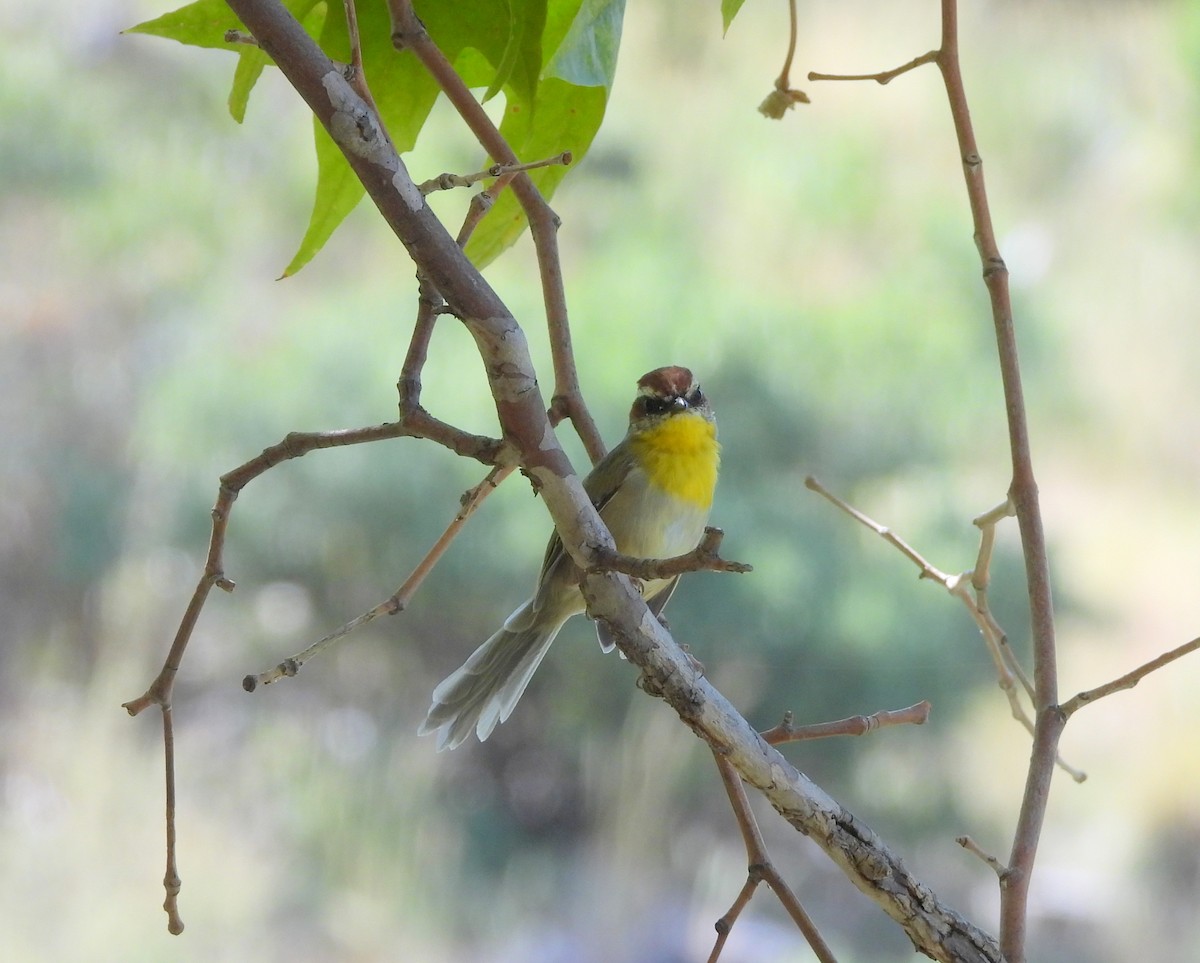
<box><xmin>3</xmin><ymin>0</ymin><xmax>1200</xmax><ymax>961</ymax></box>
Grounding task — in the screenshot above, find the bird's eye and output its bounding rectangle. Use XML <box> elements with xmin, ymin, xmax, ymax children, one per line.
<box><xmin>688</xmin><ymin>385</ymin><xmax>705</xmax><ymax>406</ymax></box>
<box><xmin>643</xmin><ymin>396</ymin><xmax>673</xmax><ymax>416</ymax></box>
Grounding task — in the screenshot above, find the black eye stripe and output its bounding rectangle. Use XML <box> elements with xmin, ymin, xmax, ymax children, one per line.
<box><xmin>643</xmin><ymin>396</ymin><xmax>673</xmax><ymax>415</ymax></box>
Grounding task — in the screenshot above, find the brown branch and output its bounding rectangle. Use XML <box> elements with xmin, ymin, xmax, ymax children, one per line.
<box><xmin>711</xmin><ymin>753</ymin><xmax>838</xmax><ymax>963</ymax></box>
<box><xmin>808</xmin><ymin>50</ymin><xmax>938</xmax><ymax>86</ymax></box>
<box><xmin>160</xmin><ymin>704</ymin><xmax>184</xmax><ymax>934</ymax></box>
<box><xmin>812</xmin><ymin>4</ymin><xmax>1064</xmax><ymax>956</ymax></box>
<box><xmin>132</xmin><ymin>436</ymin><xmax>455</xmax><ymax>719</ymax></box>
<box><xmin>120</xmin><ymin>418</ymin><xmax>506</xmax><ymax>927</ymax></box>
<box><xmin>932</xmin><ymin>5</ymin><xmax>1062</xmax><ymax>957</ymax></box>
<box><xmin>417</xmin><ymin>151</ymin><xmax>572</xmax><ymax>196</ymax></box>
<box><xmin>1061</xmin><ymin>636</ymin><xmax>1200</xmax><ymax>718</ymax></box>
<box><xmin>956</xmin><ymin>835</ymin><xmax>1009</xmax><ymax>880</ymax></box>
<box><xmin>122</xmin><ymin>392</ymin><xmax>504</xmax><ymax>703</ymax></box>
<box><xmin>761</xmin><ymin>701</ymin><xmax>931</xmax><ymax>746</ymax></box>
<box><xmin>388</xmin><ymin>0</ymin><xmax>606</xmax><ymax>465</ymax></box>
<box><xmin>588</xmin><ymin>527</ymin><xmax>752</xmax><ymax>581</ymax></box>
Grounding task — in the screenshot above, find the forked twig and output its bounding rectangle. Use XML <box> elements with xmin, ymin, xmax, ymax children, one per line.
<box><xmin>709</xmin><ymin>696</ymin><xmax>932</xmax><ymax>957</ymax></box>
<box><xmin>710</xmin><ymin>752</ymin><xmax>837</xmax><ymax>963</ymax></box>
<box><xmin>121</xmin><ymin>419</ymin><xmax>506</xmax><ymax>928</ymax></box>
<box><xmin>417</xmin><ymin>151</ymin><xmax>572</xmax><ymax>195</ymax></box>
<box><xmin>804</xmin><ymin>474</ymin><xmax>1084</xmax><ymax>782</ymax></box>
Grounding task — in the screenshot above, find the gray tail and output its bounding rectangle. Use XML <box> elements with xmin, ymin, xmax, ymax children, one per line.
<box><xmin>419</xmin><ymin>601</ymin><xmax>564</xmax><ymax>750</ymax></box>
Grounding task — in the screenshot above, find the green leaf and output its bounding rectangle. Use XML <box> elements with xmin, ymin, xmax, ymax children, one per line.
<box><xmin>127</xmin><ymin>0</ymin><xmax>245</xmax><ymax>48</ymax></box>
<box><xmin>416</xmin><ymin>0</ymin><xmax>510</xmax><ymax>69</ymax></box>
<box><xmin>281</xmin><ymin>123</ymin><xmax>367</xmax><ymax>277</ymax></box>
<box><xmin>229</xmin><ymin>0</ymin><xmax>327</xmax><ymax>126</ymax></box>
<box><xmin>459</xmin><ymin>0</ymin><xmax>624</xmax><ymax>267</ymax></box>
<box><xmin>228</xmin><ymin>47</ymin><xmax>269</xmax><ymax>124</ymax></box>
<box><xmin>485</xmin><ymin>0</ymin><xmax>548</xmax><ymax>104</ymax></box>
<box><xmin>543</xmin><ymin>0</ymin><xmax>625</xmax><ymax>91</ymax></box>
<box><xmin>131</xmin><ymin>0</ymin><xmax>324</xmax><ymax>122</ymax></box>
<box><xmin>721</xmin><ymin>0</ymin><xmax>749</xmax><ymax>34</ymax></box>
<box><xmin>464</xmin><ymin>79</ymin><xmax>607</xmax><ymax>267</ymax></box>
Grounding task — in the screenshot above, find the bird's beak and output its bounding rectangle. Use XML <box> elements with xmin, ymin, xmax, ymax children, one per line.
<box><xmin>672</xmin><ymin>396</ymin><xmax>688</xmax><ymax>411</ymax></box>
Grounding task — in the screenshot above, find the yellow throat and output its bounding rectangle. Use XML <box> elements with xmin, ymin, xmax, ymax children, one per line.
<box><xmin>630</xmin><ymin>412</ymin><xmax>720</xmax><ymax>509</ymax></box>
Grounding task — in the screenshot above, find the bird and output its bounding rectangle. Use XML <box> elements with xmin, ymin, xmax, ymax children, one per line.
<box><xmin>419</xmin><ymin>365</ymin><xmax>720</xmax><ymax>750</ymax></box>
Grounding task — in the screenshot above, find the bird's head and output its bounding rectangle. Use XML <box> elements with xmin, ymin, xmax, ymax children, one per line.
<box><xmin>628</xmin><ymin>366</ymin><xmax>714</xmax><ymax>431</ymax></box>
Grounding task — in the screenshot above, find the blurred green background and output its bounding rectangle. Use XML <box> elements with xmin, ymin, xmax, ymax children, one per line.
<box><xmin>4</xmin><ymin>0</ymin><xmax>1200</xmax><ymax>960</ymax></box>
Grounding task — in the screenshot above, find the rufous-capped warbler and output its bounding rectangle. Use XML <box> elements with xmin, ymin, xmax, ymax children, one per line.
<box><xmin>420</xmin><ymin>366</ymin><xmax>720</xmax><ymax>750</ymax></box>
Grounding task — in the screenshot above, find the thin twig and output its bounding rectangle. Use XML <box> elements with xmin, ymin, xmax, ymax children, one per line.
<box><xmin>761</xmin><ymin>701</ymin><xmax>931</xmax><ymax>746</ymax></box>
<box><xmin>340</xmin><ymin>0</ymin><xmax>387</xmax><ymax>130</ymax></box>
<box><xmin>805</xmin><ymin>475</ymin><xmax>952</xmax><ymax>581</ymax></box>
<box><xmin>957</xmin><ymin>835</ymin><xmax>1009</xmax><ymax>879</ymax></box>
<box><xmin>808</xmin><ymin>50</ymin><xmax>938</xmax><ymax>86</ymax></box>
<box><xmin>812</xmin><ymin>4</ymin><xmax>1065</xmax><ymax>955</ymax></box>
<box><xmin>1061</xmin><ymin>636</ymin><xmax>1200</xmax><ymax>718</ymax></box>
<box><xmin>120</xmin><ymin>420</ymin><xmax>506</xmax><ymax>927</ymax></box>
<box><xmin>711</xmin><ymin>753</ymin><xmax>838</xmax><ymax>963</ymax></box>
<box><xmin>804</xmin><ymin>475</ymin><xmax>1084</xmax><ymax>783</ymax></box>
<box><xmin>223</xmin><ymin>29</ymin><xmax>258</xmax><ymax>46</ymax></box>
<box><xmin>588</xmin><ymin>527</ymin><xmax>752</xmax><ymax>581</ymax></box>
<box><xmin>707</xmin><ymin>874</ymin><xmax>757</xmax><ymax>963</ymax></box>
<box><xmin>160</xmin><ymin>704</ymin><xmax>184</xmax><ymax>934</ymax></box>
<box><xmin>243</xmin><ymin>465</ymin><xmax>514</xmax><ymax>689</ymax></box>
<box><xmin>417</xmin><ymin>151</ymin><xmax>572</xmax><ymax>195</ymax></box>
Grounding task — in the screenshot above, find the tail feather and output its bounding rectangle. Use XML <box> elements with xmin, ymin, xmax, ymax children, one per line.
<box><xmin>419</xmin><ymin>601</ymin><xmax>566</xmax><ymax>751</ymax></box>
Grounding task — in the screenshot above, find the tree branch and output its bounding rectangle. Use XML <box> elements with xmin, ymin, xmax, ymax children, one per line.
<box><xmin>709</xmin><ymin>753</ymin><xmax>837</xmax><ymax>963</ymax></box>
<box><xmin>1060</xmin><ymin>635</ymin><xmax>1200</xmax><ymax>718</ymax></box>
<box><xmin>588</xmin><ymin>527</ymin><xmax>752</xmax><ymax>580</ymax></box>
<box><xmin>808</xmin><ymin>1</ymin><xmax>1064</xmax><ymax>952</ymax></box>
<box><xmin>804</xmin><ymin>475</ymin><xmax>1084</xmax><ymax>783</ymax></box>
<box><xmin>760</xmin><ymin>701</ymin><xmax>931</xmax><ymax>746</ymax></box>
<box><xmin>808</xmin><ymin>50</ymin><xmax>938</xmax><ymax>86</ymax></box>
<box><xmin>933</xmin><ymin>5</ymin><xmax>1062</xmax><ymax>956</ymax></box>
<box><xmin>582</xmin><ymin>570</ymin><xmax>1002</xmax><ymax>963</ymax></box>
